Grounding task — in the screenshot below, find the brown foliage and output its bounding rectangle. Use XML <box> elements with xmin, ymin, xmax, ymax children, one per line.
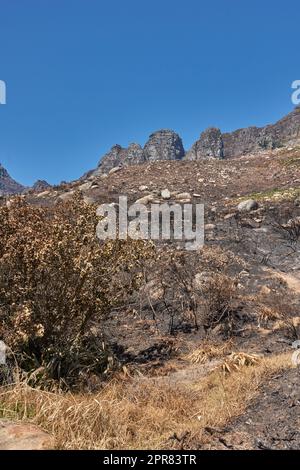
<box><xmin>0</xmin><ymin>196</ymin><xmax>151</xmax><ymax>386</ymax></box>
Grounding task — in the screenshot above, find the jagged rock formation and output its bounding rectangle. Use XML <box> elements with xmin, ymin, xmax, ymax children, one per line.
<box><xmin>0</xmin><ymin>164</ymin><xmax>25</xmax><ymax>195</ymax></box>
<box><xmin>187</xmin><ymin>107</ymin><xmax>300</xmax><ymax>161</ymax></box>
<box><xmin>185</xmin><ymin>128</ymin><xmax>224</xmax><ymax>160</ymax></box>
<box><xmin>143</xmin><ymin>129</ymin><xmax>184</xmax><ymax>162</ymax></box>
<box><xmin>222</xmin><ymin>107</ymin><xmax>300</xmax><ymax>158</ymax></box>
<box><xmin>92</xmin><ymin>107</ymin><xmax>300</xmax><ymax>175</ymax></box>
<box><xmin>96</xmin><ymin>130</ymin><xmax>184</xmax><ymax>175</ymax></box>
<box><xmin>32</xmin><ymin>180</ymin><xmax>51</xmax><ymax>193</ymax></box>
<box><xmin>94</xmin><ymin>143</ymin><xmax>144</xmax><ymax>176</ymax></box>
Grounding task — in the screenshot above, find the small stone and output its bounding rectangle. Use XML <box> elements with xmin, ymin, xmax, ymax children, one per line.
<box><xmin>224</xmin><ymin>213</ymin><xmax>237</xmax><ymax>220</ymax></box>
<box><xmin>205</xmin><ymin>224</ymin><xmax>216</xmax><ymax>231</ymax></box>
<box><xmin>161</xmin><ymin>189</ymin><xmax>171</xmax><ymax>200</ymax></box>
<box><xmin>36</xmin><ymin>191</ymin><xmax>50</xmax><ymax>198</ymax></box>
<box><xmin>135</xmin><ymin>195</ymin><xmax>154</xmax><ymax>205</ymax></box>
<box><xmin>109</xmin><ymin>166</ymin><xmax>122</xmax><ymax>175</ymax></box>
<box><xmin>176</xmin><ymin>192</ymin><xmax>191</xmax><ymax>200</ymax></box>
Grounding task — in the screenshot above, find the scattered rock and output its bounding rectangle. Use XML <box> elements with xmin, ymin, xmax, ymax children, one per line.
<box><xmin>237</xmin><ymin>199</ymin><xmax>259</xmax><ymax>212</ymax></box>
<box><xmin>109</xmin><ymin>166</ymin><xmax>122</xmax><ymax>175</ymax></box>
<box><xmin>135</xmin><ymin>195</ymin><xmax>154</xmax><ymax>205</ymax></box>
<box><xmin>224</xmin><ymin>213</ymin><xmax>237</xmax><ymax>220</ymax></box>
<box><xmin>205</xmin><ymin>224</ymin><xmax>216</xmax><ymax>231</ymax></box>
<box><xmin>161</xmin><ymin>189</ymin><xmax>171</xmax><ymax>200</ymax></box>
<box><xmin>176</xmin><ymin>192</ymin><xmax>191</xmax><ymax>201</ymax></box>
<box><xmin>36</xmin><ymin>190</ymin><xmax>51</xmax><ymax>198</ymax></box>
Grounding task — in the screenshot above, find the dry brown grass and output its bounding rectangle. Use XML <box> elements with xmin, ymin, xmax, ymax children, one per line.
<box><xmin>186</xmin><ymin>340</ymin><xmax>232</xmax><ymax>365</ymax></box>
<box><xmin>218</xmin><ymin>352</ymin><xmax>261</xmax><ymax>374</ymax></box>
<box><xmin>0</xmin><ymin>352</ymin><xmax>292</xmax><ymax>449</ymax></box>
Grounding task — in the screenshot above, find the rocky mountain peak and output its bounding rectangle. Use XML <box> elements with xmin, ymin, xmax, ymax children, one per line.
<box><xmin>143</xmin><ymin>129</ymin><xmax>185</xmax><ymax>162</ymax></box>
<box><xmin>96</xmin><ymin>129</ymin><xmax>184</xmax><ymax>175</ymax></box>
<box><xmin>32</xmin><ymin>180</ymin><xmax>51</xmax><ymax>193</ymax></box>
<box><xmin>186</xmin><ymin>127</ymin><xmax>224</xmax><ymax>160</ymax></box>
<box><xmin>0</xmin><ymin>163</ymin><xmax>25</xmax><ymax>196</ymax></box>
<box><xmin>92</xmin><ymin>108</ymin><xmax>300</xmax><ymax>176</ymax></box>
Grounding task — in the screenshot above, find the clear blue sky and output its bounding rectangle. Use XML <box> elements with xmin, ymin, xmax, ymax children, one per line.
<box><xmin>0</xmin><ymin>0</ymin><xmax>299</xmax><ymax>186</ymax></box>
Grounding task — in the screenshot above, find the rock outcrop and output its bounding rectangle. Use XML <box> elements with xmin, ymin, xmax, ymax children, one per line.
<box><xmin>92</xmin><ymin>107</ymin><xmax>300</xmax><ymax>174</ymax></box>
<box><xmin>223</xmin><ymin>107</ymin><xmax>300</xmax><ymax>158</ymax></box>
<box><xmin>96</xmin><ymin>130</ymin><xmax>184</xmax><ymax>174</ymax></box>
<box><xmin>185</xmin><ymin>107</ymin><xmax>300</xmax><ymax>161</ymax></box>
<box><xmin>185</xmin><ymin>127</ymin><xmax>224</xmax><ymax>160</ymax></box>
<box><xmin>95</xmin><ymin>143</ymin><xmax>144</xmax><ymax>175</ymax></box>
<box><xmin>0</xmin><ymin>164</ymin><xmax>25</xmax><ymax>195</ymax></box>
<box><xmin>32</xmin><ymin>180</ymin><xmax>51</xmax><ymax>193</ymax></box>
<box><xmin>143</xmin><ymin>129</ymin><xmax>184</xmax><ymax>162</ymax></box>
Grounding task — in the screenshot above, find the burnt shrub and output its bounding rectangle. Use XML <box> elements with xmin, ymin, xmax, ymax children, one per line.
<box><xmin>0</xmin><ymin>196</ymin><xmax>151</xmax><ymax>387</ymax></box>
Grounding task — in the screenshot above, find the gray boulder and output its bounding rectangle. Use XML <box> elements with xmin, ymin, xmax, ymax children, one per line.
<box><xmin>237</xmin><ymin>199</ymin><xmax>259</xmax><ymax>212</ymax></box>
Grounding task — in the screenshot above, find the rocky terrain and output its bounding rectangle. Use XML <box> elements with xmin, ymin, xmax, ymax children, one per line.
<box><xmin>1</xmin><ymin>109</ymin><xmax>300</xmax><ymax>450</ymax></box>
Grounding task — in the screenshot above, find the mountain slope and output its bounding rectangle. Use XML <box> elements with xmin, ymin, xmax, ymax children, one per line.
<box><xmin>0</xmin><ymin>163</ymin><xmax>25</xmax><ymax>195</ymax></box>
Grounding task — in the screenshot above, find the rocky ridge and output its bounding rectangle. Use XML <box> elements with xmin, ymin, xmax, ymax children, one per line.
<box><xmin>94</xmin><ymin>129</ymin><xmax>184</xmax><ymax>176</ymax></box>
<box><xmin>1</xmin><ymin>108</ymin><xmax>300</xmax><ymax>195</ymax></box>
<box><xmin>95</xmin><ymin>107</ymin><xmax>300</xmax><ymax>174</ymax></box>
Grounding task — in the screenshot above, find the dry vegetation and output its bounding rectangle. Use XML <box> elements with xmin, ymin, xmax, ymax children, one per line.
<box><xmin>0</xmin><ymin>196</ymin><xmax>153</xmax><ymax>388</ymax></box>
<box><xmin>0</xmin><ymin>177</ymin><xmax>299</xmax><ymax>449</ymax></box>
<box><xmin>0</xmin><ymin>352</ymin><xmax>292</xmax><ymax>449</ymax></box>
